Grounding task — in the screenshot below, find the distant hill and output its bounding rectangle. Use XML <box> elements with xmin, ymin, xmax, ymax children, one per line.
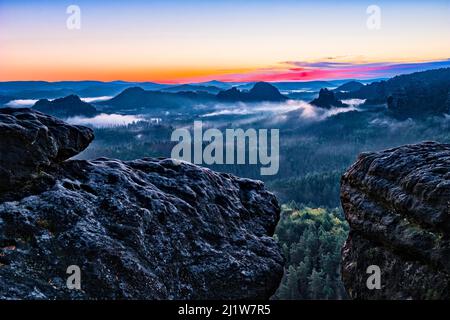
<box><xmin>100</xmin><ymin>87</ymin><xmax>216</xmax><ymax>113</ymax></box>
<box><xmin>217</xmin><ymin>82</ymin><xmax>287</xmax><ymax>102</ymax></box>
<box><xmin>161</xmin><ymin>84</ymin><xmax>222</xmax><ymax>94</ymax></box>
<box><xmin>0</xmin><ymin>81</ymin><xmax>168</xmax><ymax>100</ymax></box>
<box><xmin>33</xmin><ymin>95</ymin><xmax>97</xmax><ymax>118</ymax></box>
<box><xmin>193</xmin><ymin>80</ymin><xmax>234</xmax><ymax>90</ymax></box>
<box><xmin>310</xmin><ymin>88</ymin><xmax>348</xmax><ymax>109</ymax></box>
<box><xmin>8</xmin><ymin>89</ymin><xmax>77</xmax><ymax>100</ymax></box>
<box><xmin>335</xmin><ymin>81</ymin><xmax>364</xmax><ymax>92</ymax></box>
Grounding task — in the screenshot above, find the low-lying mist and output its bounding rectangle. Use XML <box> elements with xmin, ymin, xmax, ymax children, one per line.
<box><xmin>200</xmin><ymin>99</ymin><xmax>362</xmax><ymax>122</ymax></box>
<box><xmin>5</xmin><ymin>96</ymin><xmax>113</xmax><ymax>108</ymax></box>
<box><xmin>66</xmin><ymin>113</ymin><xmax>144</xmax><ymax>128</ymax></box>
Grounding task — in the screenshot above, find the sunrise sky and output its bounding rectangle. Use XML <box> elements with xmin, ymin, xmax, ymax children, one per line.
<box><xmin>1</xmin><ymin>0</ymin><xmax>450</xmax><ymax>83</ymax></box>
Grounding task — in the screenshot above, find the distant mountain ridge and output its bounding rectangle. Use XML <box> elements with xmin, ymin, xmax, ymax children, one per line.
<box><xmin>0</xmin><ymin>79</ymin><xmax>357</xmax><ymax>101</ymax></box>
<box><xmin>4</xmin><ymin>69</ymin><xmax>450</xmax><ymax>119</ymax></box>
<box><xmin>101</xmin><ymin>82</ymin><xmax>288</xmax><ymax>113</ymax></box>
<box><xmin>336</xmin><ymin>67</ymin><xmax>450</xmax><ymax>118</ymax></box>
<box><xmin>0</xmin><ymin>81</ymin><xmax>169</xmax><ymax>100</ymax></box>
<box><xmin>161</xmin><ymin>84</ymin><xmax>222</xmax><ymax>94</ymax></box>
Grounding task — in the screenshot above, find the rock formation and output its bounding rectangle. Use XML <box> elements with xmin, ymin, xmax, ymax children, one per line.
<box><xmin>0</xmin><ymin>108</ymin><xmax>284</xmax><ymax>299</ymax></box>
<box><xmin>338</xmin><ymin>67</ymin><xmax>450</xmax><ymax>116</ymax></box>
<box><xmin>33</xmin><ymin>95</ymin><xmax>98</xmax><ymax>118</ymax></box>
<box><xmin>101</xmin><ymin>87</ymin><xmax>215</xmax><ymax>113</ymax></box>
<box><xmin>217</xmin><ymin>82</ymin><xmax>287</xmax><ymax>102</ymax></box>
<box><xmin>0</xmin><ymin>108</ymin><xmax>94</xmax><ymax>192</ymax></box>
<box><xmin>310</xmin><ymin>88</ymin><xmax>348</xmax><ymax>109</ymax></box>
<box><xmin>341</xmin><ymin>141</ymin><xmax>450</xmax><ymax>299</ymax></box>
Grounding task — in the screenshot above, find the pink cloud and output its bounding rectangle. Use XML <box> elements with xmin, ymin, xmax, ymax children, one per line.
<box><xmin>204</xmin><ymin>59</ymin><xmax>450</xmax><ymax>83</ymax></box>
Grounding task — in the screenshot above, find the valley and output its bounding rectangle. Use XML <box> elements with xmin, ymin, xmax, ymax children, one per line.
<box><xmin>1</xmin><ymin>67</ymin><xmax>450</xmax><ymax>299</ymax></box>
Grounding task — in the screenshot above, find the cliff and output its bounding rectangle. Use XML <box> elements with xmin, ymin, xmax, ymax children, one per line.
<box><xmin>0</xmin><ymin>108</ymin><xmax>284</xmax><ymax>299</ymax></box>
<box><xmin>341</xmin><ymin>142</ymin><xmax>450</xmax><ymax>299</ymax></box>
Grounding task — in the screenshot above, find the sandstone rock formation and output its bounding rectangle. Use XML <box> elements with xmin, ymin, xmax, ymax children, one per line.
<box><xmin>310</xmin><ymin>88</ymin><xmax>348</xmax><ymax>109</ymax></box>
<box><xmin>0</xmin><ymin>108</ymin><xmax>94</xmax><ymax>192</ymax></box>
<box><xmin>341</xmin><ymin>141</ymin><xmax>450</xmax><ymax>299</ymax></box>
<box><xmin>217</xmin><ymin>82</ymin><xmax>287</xmax><ymax>102</ymax></box>
<box><xmin>33</xmin><ymin>95</ymin><xmax>98</xmax><ymax>118</ymax></box>
<box><xmin>0</xmin><ymin>108</ymin><xmax>284</xmax><ymax>299</ymax></box>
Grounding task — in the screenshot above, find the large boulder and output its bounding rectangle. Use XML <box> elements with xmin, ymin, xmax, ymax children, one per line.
<box><xmin>341</xmin><ymin>141</ymin><xmax>450</xmax><ymax>299</ymax></box>
<box><xmin>0</xmin><ymin>108</ymin><xmax>283</xmax><ymax>299</ymax></box>
<box><xmin>0</xmin><ymin>108</ymin><xmax>93</xmax><ymax>191</ymax></box>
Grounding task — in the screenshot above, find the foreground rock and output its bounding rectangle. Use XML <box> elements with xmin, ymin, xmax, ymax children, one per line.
<box><xmin>0</xmin><ymin>108</ymin><xmax>284</xmax><ymax>299</ymax></box>
<box><xmin>341</xmin><ymin>141</ymin><xmax>450</xmax><ymax>299</ymax></box>
<box><xmin>0</xmin><ymin>108</ymin><xmax>93</xmax><ymax>192</ymax></box>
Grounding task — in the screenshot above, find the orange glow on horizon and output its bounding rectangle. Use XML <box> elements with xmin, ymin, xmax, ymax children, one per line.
<box><xmin>0</xmin><ymin>64</ymin><xmax>264</xmax><ymax>83</ymax></box>
<box><xmin>2</xmin><ymin>56</ymin><xmax>450</xmax><ymax>83</ymax></box>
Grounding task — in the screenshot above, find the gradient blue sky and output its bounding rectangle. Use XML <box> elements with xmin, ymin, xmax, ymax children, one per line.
<box><xmin>1</xmin><ymin>0</ymin><xmax>450</xmax><ymax>82</ymax></box>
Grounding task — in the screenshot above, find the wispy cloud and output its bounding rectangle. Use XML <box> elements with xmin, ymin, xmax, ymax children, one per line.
<box><xmin>210</xmin><ymin>58</ymin><xmax>450</xmax><ymax>82</ymax></box>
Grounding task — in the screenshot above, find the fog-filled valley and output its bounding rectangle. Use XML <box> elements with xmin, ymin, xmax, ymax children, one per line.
<box><xmin>2</xmin><ymin>68</ymin><xmax>450</xmax><ymax>299</ymax></box>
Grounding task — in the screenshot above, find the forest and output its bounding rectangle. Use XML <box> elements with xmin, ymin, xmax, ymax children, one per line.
<box><xmin>273</xmin><ymin>203</ymin><xmax>348</xmax><ymax>299</ymax></box>
<box><xmin>73</xmin><ymin>101</ymin><xmax>450</xmax><ymax>298</ymax></box>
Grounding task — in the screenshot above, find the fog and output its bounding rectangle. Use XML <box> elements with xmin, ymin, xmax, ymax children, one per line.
<box><xmin>66</xmin><ymin>113</ymin><xmax>143</xmax><ymax>128</ymax></box>
<box><xmin>5</xmin><ymin>99</ymin><xmax>38</xmax><ymax>107</ymax></box>
<box><xmin>5</xmin><ymin>96</ymin><xmax>113</xmax><ymax>108</ymax></box>
<box><xmin>200</xmin><ymin>100</ymin><xmax>360</xmax><ymax>121</ymax></box>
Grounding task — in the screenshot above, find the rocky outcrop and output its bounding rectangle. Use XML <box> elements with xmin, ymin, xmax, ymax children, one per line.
<box><xmin>217</xmin><ymin>82</ymin><xmax>287</xmax><ymax>102</ymax></box>
<box><xmin>310</xmin><ymin>88</ymin><xmax>348</xmax><ymax>109</ymax></box>
<box><xmin>0</xmin><ymin>108</ymin><xmax>94</xmax><ymax>192</ymax></box>
<box><xmin>341</xmin><ymin>141</ymin><xmax>450</xmax><ymax>299</ymax></box>
<box><xmin>0</xmin><ymin>108</ymin><xmax>284</xmax><ymax>299</ymax></box>
<box><xmin>33</xmin><ymin>95</ymin><xmax>98</xmax><ymax>118</ymax></box>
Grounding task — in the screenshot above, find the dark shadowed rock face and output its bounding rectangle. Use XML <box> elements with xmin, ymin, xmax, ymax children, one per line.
<box><xmin>341</xmin><ymin>141</ymin><xmax>450</xmax><ymax>299</ymax></box>
<box><xmin>310</xmin><ymin>88</ymin><xmax>348</xmax><ymax>109</ymax></box>
<box><xmin>0</xmin><ymin>108</ymin><xmax>94</xmax><ymax>191</ymax></box>
<box><xmin>0</xmin><ymin>108</ymin><xmax>283</xmax><ymax>299</ymax></box>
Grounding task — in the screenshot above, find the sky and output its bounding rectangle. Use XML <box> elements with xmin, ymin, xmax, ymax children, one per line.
<box><xmin>1</xmin><ymin>0</ymin><xmax>450</xmax><ymax>83</ymax></box>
